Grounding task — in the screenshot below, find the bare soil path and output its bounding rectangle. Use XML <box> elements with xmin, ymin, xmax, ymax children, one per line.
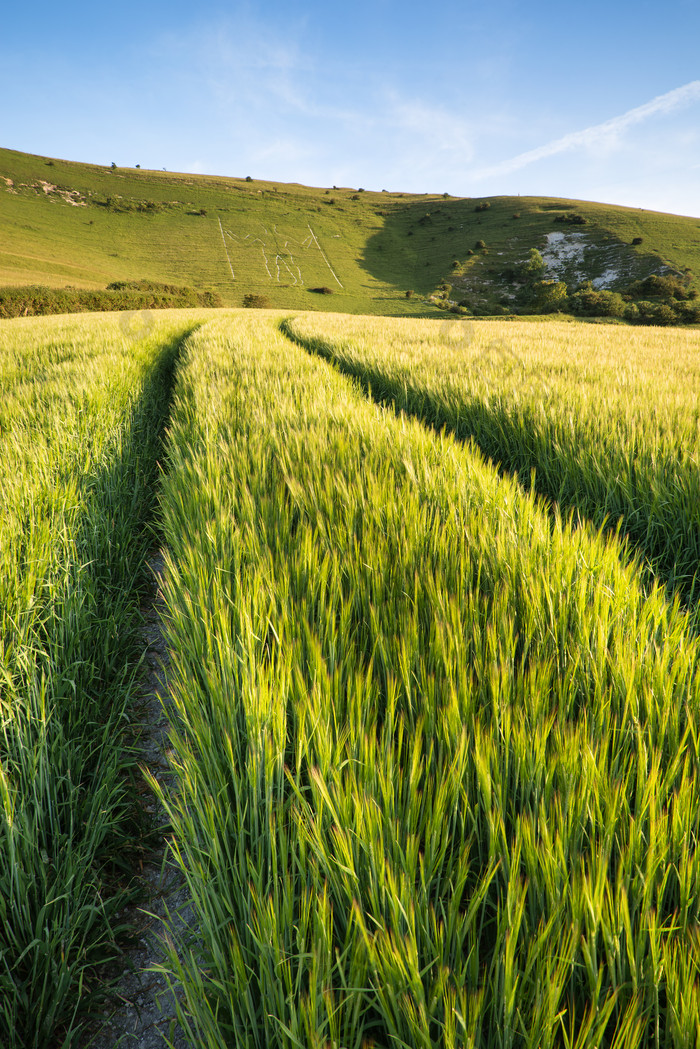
<box><xmin>78</xmin><ymin>551</ymin><xmax>192</xmax><ymax>1049</ymax></box>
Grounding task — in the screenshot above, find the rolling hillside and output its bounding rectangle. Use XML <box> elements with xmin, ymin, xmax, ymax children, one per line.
<box><xmin>1</xmin><ymin>146</ymin><xmax>699</xmax><ymax>316</ymax></box>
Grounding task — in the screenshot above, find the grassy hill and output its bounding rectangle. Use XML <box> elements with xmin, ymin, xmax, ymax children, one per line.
<box><xmin>2</xmin><ymin>146</ymin><xmax>699</xmax><ymax>317</ymax></box>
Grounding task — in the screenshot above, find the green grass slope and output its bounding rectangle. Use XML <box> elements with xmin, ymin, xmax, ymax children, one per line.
<box><xmin>1</xmin><ymin>146</ymin><xmax>699</xmax><ymax>316</ymax></box>
<box><xmin>369</xmin><ymin>195</ymin><xmax>700</xmax><ymax>313</ymax></box>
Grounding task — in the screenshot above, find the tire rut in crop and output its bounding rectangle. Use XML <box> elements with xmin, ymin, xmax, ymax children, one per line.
<box><xmin>76</xmin><ymin>550</ymin><xmax>193</xmax><ymax>1049</ymax></box>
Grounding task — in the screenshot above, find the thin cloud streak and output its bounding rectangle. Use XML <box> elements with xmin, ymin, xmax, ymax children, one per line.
<box><xmin>472</xmin><ymin>80</ymin><xmax>700</xmax><ymax>180</ymax></box>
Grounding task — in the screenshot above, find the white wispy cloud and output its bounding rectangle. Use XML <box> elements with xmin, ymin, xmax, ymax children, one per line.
<box><xmin>472</xmin><ymin>80</ymin><xmax>700</xmax><ymax>180</ymax></box>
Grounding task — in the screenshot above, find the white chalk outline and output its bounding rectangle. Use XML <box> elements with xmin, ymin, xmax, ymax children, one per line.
<box><xmin>217</xmin><ymin>215</ymin><xmax>235</xmax><ymax>280</ymax></box>
<box><xmin>216</xmin><ymin>220</ymin><xmax>342</xmax><ymax>289</ymax></box>
<box><xmin>307</xmin><ymin>225</ymin><xmax>343</xmax><ymax>288</ymax></box>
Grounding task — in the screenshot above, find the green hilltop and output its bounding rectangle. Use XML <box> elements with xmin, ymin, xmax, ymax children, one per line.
<box><xmin>1</xmin><ymin>145</ymin><xmax>699</xmax><ymax>318</ymax></box>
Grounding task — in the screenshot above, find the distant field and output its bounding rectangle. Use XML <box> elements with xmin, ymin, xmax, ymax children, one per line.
<box><xmin>2</xmin><ymin>146</ymin><xmax>700</xmax><ymax>317</ymax></box>
<box><xmin>286</xmin><ymin>312</ymin><xmax>700</xmax><ymax>609</ymax></box>
<box><xmin>4</xmin><ymin>307</ymin><xmax>700</xmax><ymax>1047</ymax></box>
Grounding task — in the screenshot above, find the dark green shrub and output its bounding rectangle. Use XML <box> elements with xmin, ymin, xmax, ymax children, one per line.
<box><xmin>524</xmin><ymin>248</ymin><xmax>546</xmax><ymax>279</ymax></box>
<box><xmin>634</xmin><ymin>300</ymin><xmax>677</xmax><ymax>325</ymax></box>
<box><xmin>500</xmin><ymin>267</ymin><xmax>519</xmax><ymax>282</ymax></box>
<box><xmin>632</xmin><ymin>236</ymin><xmax>643</xmax><ymax>245</ymax></box>
<box><xmin>0</xmin><ymin>281</ymin><xmax>222</xmax><ymax>318</ymax></box>
<box><xmin>474</xmin><ymin>202</ymin><xmax>491</xmax><ymax>212</ymax></box>
<box><xmin>533</xmin><ymin>280</ymin><xmax>568</xmax><ymax>312</ymax></box>
<box><xmin>679</xmin><ymin>302</ymin><xmax>700</xmax><ymax>323</ymax></box>
<box><xmin>554</xmin><ymin>213</ymin><xmax>587</xmax><ymax>225</ymax></box>
<box><xmin>475</xmin><ymin>239</ymin><xmax>487</xmax><ymax>250</ymax></box>
<box><xmin>310</xmin><ymin>287</ymin><xmax>333</xmax><ymax>295</ymax></box>
<box><xmin>627</xmin><ymin>274</ymin><xmax>691</xmax><ymax>301</ymax></box>
<box><xmin>568</xmin><ymin>288</ymin><xmax>626</xmax><ymax>317</ymax></box>
<box><xmin>242</xmin><ymin>293</ymin><xmax>269</xmax><ymax>307</ymax></box>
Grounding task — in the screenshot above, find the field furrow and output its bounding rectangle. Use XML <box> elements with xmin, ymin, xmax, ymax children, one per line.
<box><xmin>0</xmin><ymin>311</ymin><xmax>198</xmax><ymax>1047</ymax></box>
<box><xmin>283</xmin><ymin>314</ymin><xmax>700</xmax><ymax>616</ymax></box>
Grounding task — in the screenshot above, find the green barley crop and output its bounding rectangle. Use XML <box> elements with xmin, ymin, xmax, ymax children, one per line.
<box><xmin>0</xmin><ymin>310</ymin><xmax>198</xmax><ymax>1047</ymax></box>
<box><xmin>284</xmin><ymin>313</ymin><xmax>700</xmax><ymax>616</ymax></box>
<box><xmin>157</xmin><ymin>312</ymin><xmax>700</xmax><ymax>1048</ymax></box>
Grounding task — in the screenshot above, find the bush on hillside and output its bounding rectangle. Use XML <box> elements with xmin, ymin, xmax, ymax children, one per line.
<box><xmin>568</xmin><ymin>288</ymin><xmax>626</xmax><ymax>317</ymax></box>
<box><xmin>554</xmin><ymin>213</ymin><xmax>587</xmax><ymax>225</ymax></box>
<box><xmin>242</xmin><ymin>293</ymin><xmax>270</xmax><ymax>308</ymax></box>
<box><xmin>98</xmin><ymin>196</ymin><xmax>171</xmax><ymax>214</ymax></box>
<box><xmin>679</xmin><ymin>302</ymin><xmax>700</xmax><ymax>323</ymax></box>
<box><xmin>633</xmin><ymin>300</ymin><xmax>677</xmax><ymax>326</ymax></box>
<box><xmin>524</xmin><ymin>248</ymin><xmax>546</xmax><ymax>279</ymax></box>
<box><xmin>310</xmin><ymin>287</ymin><xmax>334</xmax><ymax>295</ymax></box>
<box><xmin>533</xmin><ymin>279</ymin><xmax>568</xmax><ymax>313</ymax></box>
<box><xmin>626</xmin><ymin>273</ymin><xmax>692</xmax><ymax>301</ymax></box>
<box><xmin>0</xmin><ymin>282</ymin><xmax>221</xmax><ymax>319</ymax></box>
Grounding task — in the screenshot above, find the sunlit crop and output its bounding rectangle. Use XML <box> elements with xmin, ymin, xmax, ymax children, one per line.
<box><xmin>0</xmin><ymin>310</ymin><xmax>197</xmax><ymax>1047</ymax></box>
<box><xmin>155</xmin><ymin>312</ymin><xmax>700</xmax><ymax>1048</ymax></box>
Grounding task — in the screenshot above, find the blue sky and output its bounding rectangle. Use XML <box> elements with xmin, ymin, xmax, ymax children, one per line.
<box><xmin>3</xmin><ymin>0</ymin><xmax>700</xmax><ymax>216</ymax></box>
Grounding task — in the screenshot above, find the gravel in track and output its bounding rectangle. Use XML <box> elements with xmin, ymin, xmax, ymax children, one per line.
<box><xmin>77</xmin><ymin>552</ymin><xmax>193</xmax><ymax>1049</ymax></box>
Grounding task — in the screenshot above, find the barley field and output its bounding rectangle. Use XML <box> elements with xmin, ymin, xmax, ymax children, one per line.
<box><xmin>3</xmin><ymin>309</ymin><xmax>700</xmax><ymax>1048</ymax></box>
<box><xmin>0</xmin><ymin>311</ymin><xmax>198</xmax><ymax>1047</ymax></box>
<box><xmin>157</xmin><ymin>314</ymin><xmax>700</xmax><ymax>1048</ymax></box>
<box><xmin>284</xmin><ymin>313</ymin><xmax>700</xmax><ymax>615</ymax></box>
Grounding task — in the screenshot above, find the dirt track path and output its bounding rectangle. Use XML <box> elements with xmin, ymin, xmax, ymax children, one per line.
<box><xmin>78</xmin><ymin>551</ymin><xmax>192</xmax><ymax>1049</ymax></box>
